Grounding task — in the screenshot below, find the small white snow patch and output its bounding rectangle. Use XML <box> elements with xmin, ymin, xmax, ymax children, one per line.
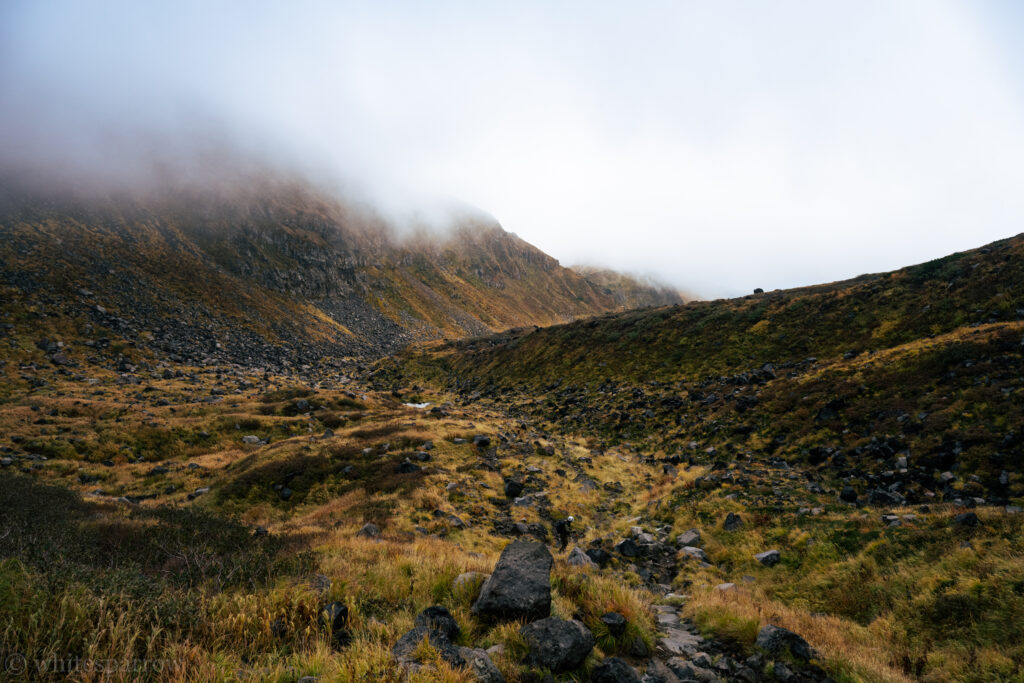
<box><xmin>403</xmin><ymin>402</ymin><xmax>431</xmax><ymax>409</ymax></box>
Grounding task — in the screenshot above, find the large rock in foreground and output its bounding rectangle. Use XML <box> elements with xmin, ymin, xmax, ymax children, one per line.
<box><xmin>392</xmin><ymin>606</ymin><xmax>505</xmax><ymax>680</ymax></box>
<box><xmin>520</xmin><ymin>617</ymin><xmax>595</xmax><ymax>673</ymax></box>
<box><xmin>471</xmin><ymin>540</ymin><xmax>553</xmax><ymax>622</ymax></box>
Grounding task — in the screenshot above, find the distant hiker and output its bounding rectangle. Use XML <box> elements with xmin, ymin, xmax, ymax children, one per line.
<box><xmin>554</xmin><ymin>515</ymin><xmax>574</xmax><ymax>551</ymax></box>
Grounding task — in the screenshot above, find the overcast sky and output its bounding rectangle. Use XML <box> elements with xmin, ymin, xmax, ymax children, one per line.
<box><xmin>2</xmin><ymin>1</ymin><xmax>1023</xmax><ymax>297</ymax></box>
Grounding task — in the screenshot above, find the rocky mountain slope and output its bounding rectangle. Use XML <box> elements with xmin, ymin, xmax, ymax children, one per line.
<box><xmin>0</xmin><ymin>174</ymin><xmax>682</xmax><ymax>374</ymax></box>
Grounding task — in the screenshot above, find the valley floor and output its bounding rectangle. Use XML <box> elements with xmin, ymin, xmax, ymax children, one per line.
<box><xmin>1</xmin><ymin>360</ymin><xmax>1022</xmax><ymax>682</ymax></box>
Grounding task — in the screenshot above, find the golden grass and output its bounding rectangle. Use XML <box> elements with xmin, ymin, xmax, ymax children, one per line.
<box><xmin>685</xmin><ymin>586</ymin><xmax>913</xmax><ymax>683</ymax></box>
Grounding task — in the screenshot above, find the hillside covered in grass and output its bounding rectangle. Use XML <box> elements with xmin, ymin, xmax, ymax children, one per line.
<box><xmin>399</xmin><ymin>234</ymin><xmax>1024</xmax><ymax>386</ymax></box>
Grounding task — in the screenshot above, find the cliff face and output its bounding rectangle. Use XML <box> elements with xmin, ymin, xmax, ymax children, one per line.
<box><xmin>0</xmin><ymin>176</ymin><xmax>676</xmax><ymax>369</ymax></box>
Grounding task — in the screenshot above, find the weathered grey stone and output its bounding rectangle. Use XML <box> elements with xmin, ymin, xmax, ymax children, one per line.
<box><xmin>393</xmin><ymin>606</ymin><xmax>464</xmax><ymax>668</ymax></box>
<box><xmin>592</xmin><ymin>657</ymin><xmax>642</xmax><ymax>683</ymax></box>
<box><xmin>356</xmin><ymin>522</ymin><xmax>381</xmax><ymax>538</ymax></box>
<box><xmin>681</xmin><ymin>546</ymin><xmax>709</xmax><ymax>562</ymax></box>
<box><xmin>600</xmin><ymin>611</ymin><xmax>627</xmax><ymax>638</ymax></box>
<box><xmin>954</xmin><ymin>511</ymin><xmax>980</xmax><ymax>527</ymax></box>
<box><xmin>472</xmin><ymin>540</ymin><xmax>552</xmax><ymax>622</ymax></box>
<box><xmin>520</xmin><ymin>617</ymin><xmax>594</xmax><ymax>673</ymax></box>
<box><xmin>457</xmin><ymin>647</ymin><xmax>505</xmax><ymax>683</ymax></box>
<box><xmin>755</xmin><ymin>624</ymin><xmax>815</xmax><ymax>662</ymax></box>
<box><xmin>723</xmin><ymin>512</ymin><xmax>742</xmax><ymax>531</ymax></box>
<box><xmin>676</xmin><ymin>528</ymin><xmax>701</xmax><ymax>548</ymax></box>
<box><xmin>567</xmin><ymin>546</ymin><xmax>597</xmax><ymax>568</ymax></box>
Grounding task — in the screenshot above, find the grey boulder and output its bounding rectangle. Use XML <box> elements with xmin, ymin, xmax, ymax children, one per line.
<box><xmin>676</xmin><ymin>528</ymin><xmax>701</xmax><ymax>548</ymax></box>
<box><xmin>755</xmin><ymin>624</ymin><xmax>816</xmax><ymax>662</ymax></box>
<box><xmin>356</xmin><ymin>522</ymin><xmax>381</xmax><ymax>538</ymax></box>
<box><xmin>567</xmin><ymin>546</ymin><xmax>597</xmax><ymax>568</ymax></box>
<box><xmin>681</xmin><ymin>546</ymin><xmax>709</xmax><ymax>562</ymax></box>
<box><xmin>520</xmin><ymin>617</ymin><xmax>594</xmax><ymax>673</ymax></box>
<box><xmin>600</xmin><ymin>611</ymin><xmax>627</xmax><ymax>638</ymax></box>
<box><xmin>592</xmin><ymin>657</ymin><xmax>642</xmax><ymax>682</ymax></box>
<box><xmin>457</xmin><ymin>647</ymin><xmax>505</xmax><ymax>683</ymax></box>
<box><xmin>472</xmin><ymin>540</ymin><xmax>553</xmax><ymax>622</ymax></box>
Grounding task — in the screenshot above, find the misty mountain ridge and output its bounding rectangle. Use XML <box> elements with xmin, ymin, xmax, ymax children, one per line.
<box><xmin>0</xmin><ymin>170</ymin><xmax>683</xmax><ymax>372</ymax></box>
<box><xmin>570</xmin><ymin>264</ymin><xmax>693</xmax><ymax>310</ymax></box>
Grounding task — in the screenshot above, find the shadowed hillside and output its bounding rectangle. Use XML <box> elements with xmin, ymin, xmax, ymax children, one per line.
<box><xmin>402</xmin><ymin>234</ymin><xmax>1024</xmax><ymax>387</ymax></box>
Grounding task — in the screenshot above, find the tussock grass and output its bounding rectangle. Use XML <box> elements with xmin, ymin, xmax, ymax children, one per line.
<box><xmin>686</xmin><ymin>586</ymin><xmax>912</xmax><ymax>683</ymax></box>
<box><xmin>552</xmin><ymin>563</ymin><xmax>657</xmax><ymax>656</ymax></box>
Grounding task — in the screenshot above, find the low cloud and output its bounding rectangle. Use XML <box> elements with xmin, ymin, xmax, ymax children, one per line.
<box><xmin>2</xmin><ymin>1</ymin><xmax>1023</xmax><ymax>296</ymax></box>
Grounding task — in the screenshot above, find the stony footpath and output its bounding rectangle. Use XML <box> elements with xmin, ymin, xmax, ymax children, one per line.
<box><xmin>374</xmin><ymin>540</ymin><xmax>835</xmax><ymax>682</ymax></box>
<box><xmin>648</xmin><ymin>603</ymin><xmax>832</xmax><ymax>683</ymax></box>
<box><xmin>298</xmin><ymin>537</ymin><xmax>838</xmax><ymax>682</ymax></box>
